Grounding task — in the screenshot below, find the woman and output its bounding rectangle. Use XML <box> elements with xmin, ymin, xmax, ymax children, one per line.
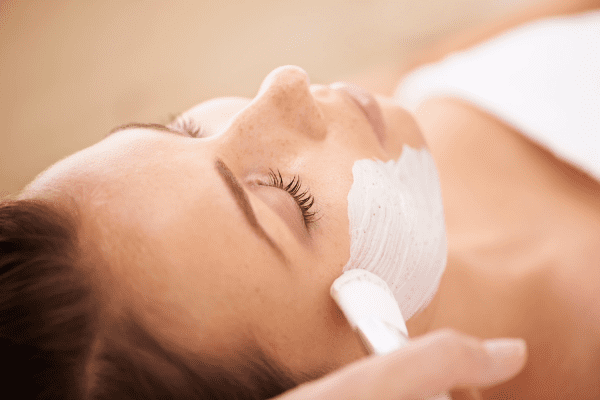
<box><xmin>2</xmin><ymin>64</ymin><xmax>527</xmax><ymax>400</ymax></box>
<box><xmin>2</xmin><ymin>2</ymin><xmax>598</xmax><ymax>400</ymax></box>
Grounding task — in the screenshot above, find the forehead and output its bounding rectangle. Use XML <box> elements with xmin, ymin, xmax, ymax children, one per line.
<box><xmin>26</xmin><ymin>129</ymin><xmax>207</xmax><ymax>198</ymax></box>
<box><xmin>22</xmin><ymin>131</ymin><xmax>227</xmax><ymax>261</ymax></box>
<box><xmin>23</xmin><ymin>129</ymin><xmax>263</xmax><ymax>318</ymax></box>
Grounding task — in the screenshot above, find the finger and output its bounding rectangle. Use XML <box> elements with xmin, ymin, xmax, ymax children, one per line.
<box><xmin>450</xmin><ymin>387</ymin><xmax>483</xmax><ymax>400</ymax></box>
<box><xmin>272</xmin><ymin>328</ymin><xmax>527</xmax><ymax>400</ymax></box>
<box><xmin>365</xmin><ymin>328</ymin><xmax>528</xmax><ymax>399</ymax></box>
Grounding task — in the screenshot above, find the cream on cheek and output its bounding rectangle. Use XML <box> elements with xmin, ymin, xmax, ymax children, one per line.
<box><xmin>342</xmin><ymin>145</ymin><xmax>447</xmax><ymax>320</ymax></box>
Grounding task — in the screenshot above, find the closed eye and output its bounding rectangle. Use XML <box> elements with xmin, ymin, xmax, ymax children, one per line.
<box><xmin>168</xmin><ymin>115</ymin><xmax>206</xmax><ymax>138</ymax></box>
<box><xmin>260</xmin><ymin>169</ymin><xmax>319</xmax><ymax>228</ymax></box>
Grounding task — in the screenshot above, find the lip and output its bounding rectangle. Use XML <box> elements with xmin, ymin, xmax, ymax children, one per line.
<box><xmin>329</xmin><ymin>82</ymin><xmax>387</xmax><ymax>146</ymax></box>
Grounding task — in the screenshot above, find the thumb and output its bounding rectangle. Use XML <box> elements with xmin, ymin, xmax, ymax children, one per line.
<box><xmin>273</xmin><ymin>328</ymin><xmax>527</xmax><ymax>400</ymax></box>
<box><xmin>364</xmin><ymin>328</ymin><xmax>528</xmax><ymax>399</ymax></box>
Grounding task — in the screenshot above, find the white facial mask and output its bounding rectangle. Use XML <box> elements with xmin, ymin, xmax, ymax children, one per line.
<box><xmin>342</xmin><ymin>145</ymin><xmax>447</xmax><ymax>320</ymax></box>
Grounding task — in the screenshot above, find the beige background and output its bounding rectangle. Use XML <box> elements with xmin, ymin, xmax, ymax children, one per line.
<box><xmin>0</xmin><ymin>0</ymin><xmax>544</xmax><ymax>196</ymax></box>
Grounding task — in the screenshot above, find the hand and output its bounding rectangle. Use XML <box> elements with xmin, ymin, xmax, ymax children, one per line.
<box><xmin>271</xmin><ymin>329</ymin><xmax>527</xmax><ymax>400</ymax></box>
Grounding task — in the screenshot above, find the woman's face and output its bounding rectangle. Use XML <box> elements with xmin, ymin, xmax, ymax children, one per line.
<box><xmin>24</xmin><ymin>66</ymin><xmax>427</xmax><ymax>379</ymax></box>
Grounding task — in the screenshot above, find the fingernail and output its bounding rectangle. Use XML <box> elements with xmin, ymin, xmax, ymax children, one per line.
<box><xmin>484</xmin><ymin>338</ymin><xmax>526</xmax><ymax>359</ymax></box>
<box><xmin>482</xmin><ymin>338</ymin><xmax>527</xmax><ymax>383</ymax></box>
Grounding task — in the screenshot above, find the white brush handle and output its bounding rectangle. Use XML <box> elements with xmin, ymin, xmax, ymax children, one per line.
<box><xmin>355</xmin><ymin>317</ymin><xmax>409</xmax><ymax>355</ymax></box>
<box><xmin>330</xmin><ymin>270</ymin><xmax>453</xmax><ymax>399</ymax></box>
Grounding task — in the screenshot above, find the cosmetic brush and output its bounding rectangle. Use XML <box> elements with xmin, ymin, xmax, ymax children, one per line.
<box><xmin>332</xmin><ymin>269</ymin><xmax>466</xmax><ymax>400</ymax></box>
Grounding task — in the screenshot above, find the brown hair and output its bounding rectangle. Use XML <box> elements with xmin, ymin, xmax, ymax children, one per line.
<box><xmin>0</xmin><ymin>198</ymin><xmax>299</xmax><ymax>399</ymax></box>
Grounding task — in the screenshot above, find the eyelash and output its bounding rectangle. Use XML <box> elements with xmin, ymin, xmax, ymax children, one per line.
<box><xmin>264</xmin><ymin>170</ymin><xmax>319</xmax><ymax>227</ymax></box>
<box><xmin>168</xmin><ymin>115</ymin><xmax>204</xmax><ymax>138</ymax></box>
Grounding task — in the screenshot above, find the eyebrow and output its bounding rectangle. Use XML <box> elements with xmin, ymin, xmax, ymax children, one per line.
<box><xmin>105</xmin><ymin>122</ymin><xmax>188</xmax><ymax>138</ymax></box>
<box><xmin>214</xmin><ymin>158</ymin><xmax>287</xmax><ymax>263</ymax></box>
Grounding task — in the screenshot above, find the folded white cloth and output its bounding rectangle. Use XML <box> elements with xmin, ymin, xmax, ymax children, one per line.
<box><xmin>394</xmin><ymin>10</ymin><xmax>600</xmax><ymax>182</ymax></box>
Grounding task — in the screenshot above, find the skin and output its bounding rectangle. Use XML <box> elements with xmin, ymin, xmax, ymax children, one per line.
<box><xmin>21</xmin><ymin>61</ymin><xmax>600</xmax><ymax>400</ymax></box>
<box><xmin>21</xmin><ymin>65</ymin><xmax>435</xmax><ymax>382</ymax></box>
<box><xmin>389</xmin><ymin>2</ymin><xmax>600</xmax><ymax>397</ymax></box>
<box><xmin>18</xmin><ymin>2</ymin><xmax>600</xmax><ymax>398</ymax></box>
<box><xmin>413</xmin><ymin>98</ymin><xmax>600</xmax><ymax>400</ymax></box>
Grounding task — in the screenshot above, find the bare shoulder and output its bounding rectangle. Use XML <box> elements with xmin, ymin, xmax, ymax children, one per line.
<box><xmin>411</xmin><ymin>97</ymin><xmax>522</xmax><ymax>168</ymax></box>
<box><xmin>413</xmin><ymin>96</ymin><xmax>600</xmax><ymax>218</ymax></box>
<box><xmin>414</xmin><ymin>96</ymin><xmax>600</xmax><ymax>284</ymax></box>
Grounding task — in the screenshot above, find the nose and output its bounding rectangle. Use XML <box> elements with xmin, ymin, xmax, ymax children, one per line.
<box><xmin>253</xmin><ymin>65</ymin><xmax>327</xmax><ymax>140</ymax></box>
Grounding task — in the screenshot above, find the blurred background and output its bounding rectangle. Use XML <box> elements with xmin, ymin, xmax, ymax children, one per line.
<box><xmin>1</xmin><ymin>0</ymin><xmax>546</xmax><ymax>196</ymax></box>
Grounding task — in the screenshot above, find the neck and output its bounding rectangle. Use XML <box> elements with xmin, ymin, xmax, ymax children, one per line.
<box><xmin>405</xmin><ymin>252</ymin><xmax>509</xmax><ymax>338</ymax></box>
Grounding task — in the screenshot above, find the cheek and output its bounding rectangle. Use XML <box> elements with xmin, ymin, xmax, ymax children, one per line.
<box><xmin>309</xmin><ymin>180</ymin><xmax>352</xmax><ymax>270</ymax></box>
<box><xmin>252</xmin><ymin>253</ymin><xmax>366</xmax><ymax>376</ymax></box>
